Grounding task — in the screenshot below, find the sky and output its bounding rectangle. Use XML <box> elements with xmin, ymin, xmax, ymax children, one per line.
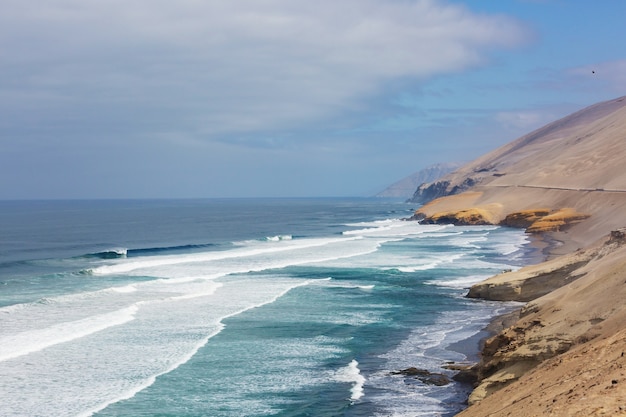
<box><xmin>1</xmin><ymin>0</ymin><xmax>625</xmax><ymax>199</ymax></box>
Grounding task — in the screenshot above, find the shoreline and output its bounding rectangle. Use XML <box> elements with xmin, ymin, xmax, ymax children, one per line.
<box><xmin>452</xmin><ymin>227</ymin><xmax>626</xmax><ymax>416</ymax></box>
<box><xmin>408</xmin><ymin>97</ymin><xmax>626</xmax><ymax>415</ymax></box>
<box><xmin>443</xmin><ymin>230</ymin><xmax>544</xmax><ymax>410</ymax></box>
<box><xmin>443</xmin><ymin>227</ymin><xmax>579</xmax><ymax>411</ymax></box>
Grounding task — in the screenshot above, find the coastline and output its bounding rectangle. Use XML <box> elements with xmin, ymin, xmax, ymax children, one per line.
<box><xmin>406</xmin><ymin>97</ymin><xmax>626</xmax><ymax>415</ymax></box>
<box><xmin>451</xmin><ymin>227</ymin><xmax>626</xmax><ymax>416</ymax></box>
<box><xmin>438</xmin><ymin>229</ymin><xmax>545</xmax><ymax>413</ymax></box>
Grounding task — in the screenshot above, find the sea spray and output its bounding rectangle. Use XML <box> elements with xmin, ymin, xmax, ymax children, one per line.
<box><xmin>335</xmin><ymin>359</ymin><xmax>366</xmax><ymax>402</ymax></box>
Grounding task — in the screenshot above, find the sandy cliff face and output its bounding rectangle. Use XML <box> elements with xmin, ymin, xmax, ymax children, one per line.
<box><xmin>457</xmin><ymin>230</ymin><xmax>626</xmax><ymax>416</ymax></box>
<box><xmin>407</xmin><ymin>96</ymin><xmax>626</xmax><ymax>416</ymax></box>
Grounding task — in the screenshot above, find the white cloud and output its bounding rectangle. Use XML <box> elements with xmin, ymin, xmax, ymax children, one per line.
<box><xmin>494</xmin><ymin>101</ymin><xmax>585</xmax><ymax>135</ymax></box>
<box><xmin>0</xmin><ymin>0</ymin><xmax>530</xmax><ymax>141</ymax></box>
<box><xmin>495</xmin><ymin>110</ymin><xmax>549</xmax><ymax>131</ymax></box>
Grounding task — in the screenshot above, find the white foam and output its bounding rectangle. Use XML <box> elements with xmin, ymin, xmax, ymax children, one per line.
<box><xmin>111</xmin><ymin>248</ymin><xmax>128</xmax><ymax>256</ymax></box>
<box><xmin>382</xmin><ymin>253</ymin><xmax>465</xmax><ymax>273</ymax></box>
<box><xmin>79</xmin><ymin>278</ymin><xmax>314</xmax><ymax>417</ymax></box>
<box><xmin>343</xmin><ymin>225</ymin><xmax>394</xmax><ymax>235</ymax></box>
<box><xmin>449</xmin><ymin>233</ymin><xmax>488</xmax><ymax>248</ymax></box>
<box><xmin>317</xmin><ymin>280</ymin><xmax>374</xmax><ymax>291</ymax></box>
<box><xmin>0</xmin><ymin>305</ymin><xmax>139</xmax><ymax>362</ymax></box>
<box><xmin>77</xmin><ymin>322</ymin><xmax>227</xmax><ymax>417</ymax></box>
<box><xmin>91</xmin><ymin>236</ymin><xmax>362</xmax><ymax>276</ymax></box>
<box><xmin>0</xmin><ymin>274</ymin><xmax>317</xmax><ymax>417</ymax></box>
<box><xmin>345</xmin><ymin>219</ymin><xmax>395</xmax><ymax>227</ymax></box>
<box><xmin>265</xmin><ymin>234</ymin><xmax>292</xmax><ymax>241</ymax></box>
<box><xmin>425</xmin><ymin>274</ymin><xmax>493</xmax><ymax>289</ymax></box>
<box><xmin>491</xmin><ymin>231</ymin><xmax>530</xmax><ymax>256</ymax></box>
<box><xmin>0</xmin><ymin>280</ymin><xmax>224</xmax><ymax>361</ymax></box>
<box><xmin>335</xmin><ymin>359</ymin><xmax>366</xmax><ymax>401</ymax></box>
<box><xmin>111</xmin><ymin>284</ymin><xmax>137</xmax><ymax>293</ymax></box>
<box><xmin>343</xmin><ymin>220</ymin><xmax>451</xmax><ymax>238</ymax></box>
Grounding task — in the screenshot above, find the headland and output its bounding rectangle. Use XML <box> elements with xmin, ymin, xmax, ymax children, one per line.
<box><xmin>408</xmin><ymin>96</ymin><xmax>626</xmax><ymax>416</ymax></box>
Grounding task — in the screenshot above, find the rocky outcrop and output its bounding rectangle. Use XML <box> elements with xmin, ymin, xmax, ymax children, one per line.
<box><xmin>418</xmin><ymin>207</ymin><xmax>497</xmax><ymax>226</ymax></box>
<box><xmin>459</xmin><ymin>327</ymin><xmax>626</xmax><ymax>416</ymax></box>
<box><xmin>415</xmin><ymin>206</ymin><xmax>591</xmax><ymax>235</ymax></box>
<box><xmin>524</xmin><ymin>208</ymin><xmax>591</xmax><ymax>233</ymax></box>
<box><xmin>466</xmin><ymin>248</ymin><xmax>595</xmax><ymax>302</ymax></box>
<box><xmin>390</xmin><ymin>367</ymin><xmax>452</xmax><ymax>386</ymax></box>
<box><xmin>499</xmin><ymin>209</ymin><xmax>552</xmax><ymax>228</ymax></box>
<box><xmin>408</xmin><ymin>177</ymin><xmax>479</xmax><ymax>204</ymax></box>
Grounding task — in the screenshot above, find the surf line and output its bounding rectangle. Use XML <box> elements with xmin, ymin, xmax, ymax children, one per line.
<box><xmin>0</xmin><ymin>305</ymin><xmax>139</xmax><ymax>363</ymax></box>
<box><xmin>78</xmin><ymin>278</ymin><xmax>318</xmax><ymax>417</ymax></box>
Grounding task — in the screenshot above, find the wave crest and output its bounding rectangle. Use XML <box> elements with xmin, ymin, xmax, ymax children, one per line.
<box><xmin>265</xmin><ymin>235</ymin><xmax>293</xmax><ymax>242</ymax></box>
<box><xmin>335</xmin><ymin>359</ymin><xmax>366</xmax><ymax>402</ymax></box>
<box><xmin>84</xmin><ymin>248</ymin><xmax>128</xmax><ymax>259</ymax></box>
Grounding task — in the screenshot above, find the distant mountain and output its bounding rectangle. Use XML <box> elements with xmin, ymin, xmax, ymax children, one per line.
<box><xmin>375</xmin><ymin>162</ymin><xmax>463</xmax><ymax>198</ymax></box>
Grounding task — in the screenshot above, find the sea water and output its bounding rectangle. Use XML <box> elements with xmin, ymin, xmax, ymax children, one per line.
<box><xmin>0</xmin><ymin>198</ymin><xmax>529</xmax><ymax>417</ymax></box>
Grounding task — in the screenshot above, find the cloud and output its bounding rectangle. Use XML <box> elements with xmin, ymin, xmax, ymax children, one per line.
<box><xmin>0</xmin><ymin>0</ymin><xmax>530</xmax><ymax>145</ymax></box>
<box><xmin>495</xmin><ymin>110</ymin><xmax>551</xmax><ymax>131</ymax></box>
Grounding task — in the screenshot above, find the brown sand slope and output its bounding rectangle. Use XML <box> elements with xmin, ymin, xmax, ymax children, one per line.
<box><xmin>416</xmin><ymin>96</ymin><xmax>626</xmax><ymax>254</ymax></box>
<box><xmin>407</xmin><ymin>96</ymin><xmax>626</xmax><ymax>416</ymax></box>
<box><xmin>423</xmin><ymin>96</ymin><xmax>626</xmax><ymax>195</ymax></box>
<box><xmin>457</xmin><ymin>230</ymin><xmax>626</xmax><ymax>416</ymax></box>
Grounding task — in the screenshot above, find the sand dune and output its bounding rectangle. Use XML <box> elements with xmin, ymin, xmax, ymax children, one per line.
<box><xmin>408</xmin><ymin>96</ymin><xmax>626</xmax><ymax>416</ymax></box>
<box><xmin>416</xmin><ymin>96</ymin><xmax>626</xmax><ymax>253</ymax></box>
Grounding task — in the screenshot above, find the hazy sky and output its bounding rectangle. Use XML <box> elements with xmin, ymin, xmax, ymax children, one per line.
<box><xmin>2</xmin><ymin>0</ymin><xmax>625</xmax><ymax>199</ymax></box>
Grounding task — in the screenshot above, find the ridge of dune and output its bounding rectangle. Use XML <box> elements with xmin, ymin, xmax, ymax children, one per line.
<box><xmin>408</xmin><ymin>96</ymin><xmax>626</xmax><ymax>416</ymax></box>
<box><xmin>415</xmin><ymin>95</ymin><xmax>626</xmax><ymax>254</ymax></box>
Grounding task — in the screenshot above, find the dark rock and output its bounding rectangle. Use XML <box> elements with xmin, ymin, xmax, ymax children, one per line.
<box><xmin>444</xmin><ymin>363</ymin><xmax>480</xmax><ymax>385</ymax></box>
<box><xmin>500</xmin><ymin>209</ymin><xmax>551</xmax><ymax>228</ymax></box>
<box><xmin>409</xmin><ymin>180</ymin><xmax>452</xmax><ymax>204</ymax></box>
<box><xmin>609</xmin><ymin>229</ymin><xmax>626</xmax><ymax>243</ymax></box>
<box><xmin>407</xmin><ymin>212</ymin><xmax>426</xmax><ymax>222</ymax></box>
<box><xmin>390</xmin><ymin>367</ymin><xmax>431</xmax><ymax>376</ymax></box>
<box><xmin>390</xmin><ymin>367</ymin><xmax>452</xmax><ymax>386</ymax></box>
<box><xmin>452</xmin><ymin>369</ymin><xmax>478</xmax><ymax>385</ymax></box>
<box><xmin>408</xmin><ymin>177</ymin><xmax>480</xmax><ymax>204</ymax></box>
<box><xmin>419</xmin><ymin>373</ymin><xmax>452</xmax><ymax>386</ymax></box>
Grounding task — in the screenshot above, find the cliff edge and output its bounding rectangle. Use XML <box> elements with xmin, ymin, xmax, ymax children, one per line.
<box><xmin>405</xmin><ymin>96</ymin><xmax>626</xmax><ymax>416</ymax></box>
<box><xmin>414</xmin><ymin>95</ymin><xmax>626</xmax><ymax>255</ymax></box>
<box><xmin>457</xmin><ymin>230</ymin><xmax>626</xmax><ymax>416</ymax></box>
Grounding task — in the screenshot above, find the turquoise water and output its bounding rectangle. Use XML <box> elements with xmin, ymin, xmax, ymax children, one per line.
<box><xmin>0</xmin><ymin>198</ymin><xmax>528</xmax><ymax>416</ymax></box>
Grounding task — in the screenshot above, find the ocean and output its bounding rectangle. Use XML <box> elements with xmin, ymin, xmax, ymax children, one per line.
<box><xmin>0</xmin><ymin>198</ymin><xmax>529</xmax><ymax>417</ymax></box>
